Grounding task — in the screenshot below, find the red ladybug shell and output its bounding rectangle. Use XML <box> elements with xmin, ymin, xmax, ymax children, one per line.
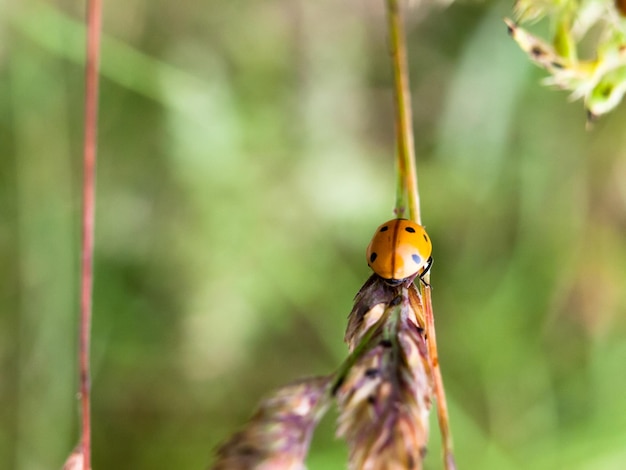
<box><xmin>366</xmin><ymin>218</ymin><xmax>432</xmax><ymax>282</ymax></box>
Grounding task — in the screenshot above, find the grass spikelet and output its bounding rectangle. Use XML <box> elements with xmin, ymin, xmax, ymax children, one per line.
<box><xmin>345</xmin><ymin>275</ymin><xmax>426</xmax><ymax>352</ymax></box>
<box><xmin>210</xmin><ymin>377</ymin><xmax>332</xmax><ymax>470</ymax></box>
<box><xmin>505</xmin><ymin>0</ymin><xmax>626</xmax><ymax>120</ymax></box>
<box><xmin>211</xmin><ymin>276</ymin><xmax>435</xmax><ymax>469</ymax></box>
<box><xmin>335</xmin><ymin>276</ymin><xmax>432</xmax><ymax>470</ymax></box>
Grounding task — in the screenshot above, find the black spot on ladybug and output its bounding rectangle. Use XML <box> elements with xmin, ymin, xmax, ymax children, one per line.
<box><xmin>423</xmin><ymin>234</ymin><xmax>428</xmax><ymax>242</ymax></box>
<box><xmin>379</xmin><ymin>226</ymin><xmax>389</xmax><ymax>232</ymax></box>
<box><xmin>405</xmin><ymin>227</ymin><xmax>416</xmax><ymax>233</ymax></box>
<box><xmin>412</xmin><ymin>254</ymin><xmax>422</xmax><ymax>264</ymax></box>
<box><xmin>370</xmin><ymin>252</ymin><xmax>378</xmax><ymax>263</ymax></box>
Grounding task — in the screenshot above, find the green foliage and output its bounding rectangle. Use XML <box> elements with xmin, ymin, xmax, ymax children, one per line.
<box><xmin>1</xmin><ymin>1</ymin><xmax>626</xmax><ymax>469</ymax></box>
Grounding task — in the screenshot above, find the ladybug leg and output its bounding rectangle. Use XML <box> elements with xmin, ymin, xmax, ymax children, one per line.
<box><xmin>418</xmin><ymin>257</ymin><xmax>433</xmax><ymax>287</ymax></box>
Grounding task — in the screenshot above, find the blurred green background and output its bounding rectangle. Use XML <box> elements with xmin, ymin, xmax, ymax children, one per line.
<box><xmin>2</xmin><ymin>1</ymin><xmax>626</xmax><ymax>469</ymax></box>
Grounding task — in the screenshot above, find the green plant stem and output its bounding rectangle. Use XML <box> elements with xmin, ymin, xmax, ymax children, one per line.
<box><xmin>386</xmin><ymin>0</ymin><xmax>420</xmax><ymax>223</ymax></box>
<box><xmin>385</xmin><ymin>1</ymin><xmax>456</xmax><ymax>469</ymax></box>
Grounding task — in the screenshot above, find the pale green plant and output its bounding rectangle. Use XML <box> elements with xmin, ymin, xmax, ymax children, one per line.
<box><xmin>507</xmin><ymin>0</ymin><xmax>626</xmax><ymax>120</ymax></box>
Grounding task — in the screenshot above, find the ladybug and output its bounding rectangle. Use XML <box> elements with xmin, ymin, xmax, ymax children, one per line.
<box><xmin>366</xmin><ymin>218</ymin><xmax>433</xmax><ymax>286</ymax></box>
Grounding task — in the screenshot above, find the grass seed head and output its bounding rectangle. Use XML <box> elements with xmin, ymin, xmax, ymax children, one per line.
<box><xmin>506</xmin><ymin>0</ymin><xmax>626</xmax><ymax>119</ymax></box>
<box><xmin>337</xmin><ymin>277</ymin><xmax>432</xmax><ymax>470</ymax></box>
<box><xmin>210</xmin><ymin>377</ymin><xmax>331</xmax><ymax>470</ymax></box>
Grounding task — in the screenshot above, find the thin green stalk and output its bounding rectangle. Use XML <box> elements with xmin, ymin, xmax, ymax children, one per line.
<box><xmin>385</xmin><ymin>1</ymin><xmax>456</xmax><ymax>469</ymax></box>
<box><xmin>386</xmin><ymin>0</ymin><xmax>420</xmax><ymax>223</ymax></box>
